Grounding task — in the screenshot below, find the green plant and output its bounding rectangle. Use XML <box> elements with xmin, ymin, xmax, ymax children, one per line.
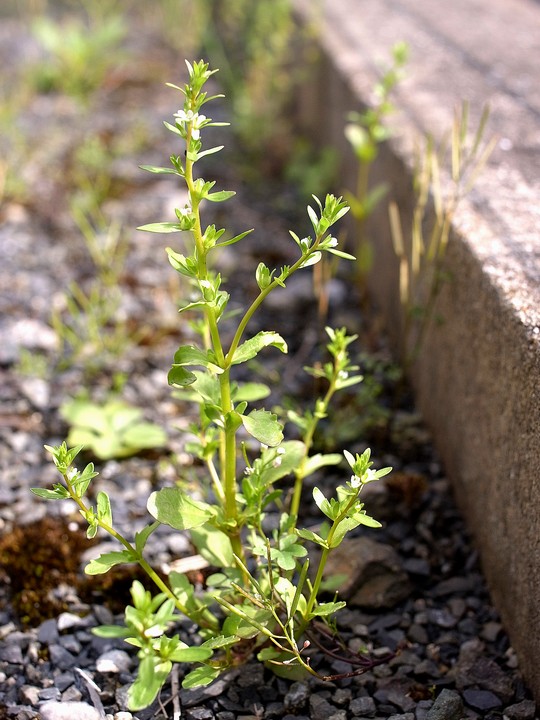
<box><xmin>203</xmin><ymin>0</ymin><xmax>303</xmax><ymax>173</ymax></box>
<box><xmin>389</xmin><ymin>102</ymin><xmax>495</xmax><ymax>366</ymax></box>
<box><xmin>345</xmin><ymin>41</ymin><xmax>408</xmax><ymax>278</ymax></box>
<box><xmin>33</xmin><ymin>61</ymin><xmax>391</xmax><ymax>711</ymax></box>
<box><xmin>51</xmin><ymin>208</ymin><xmax>130</xmax><ymax>373</ymax></box>
<box><xmin>31</xmin><ymin>12</ymin><xmax>126</xmax><ymax>100</ymax></box>
<box><xmin>60</xmin><ymin>397</ymin><xmax>167</xmax><ymax>460</ymax></box>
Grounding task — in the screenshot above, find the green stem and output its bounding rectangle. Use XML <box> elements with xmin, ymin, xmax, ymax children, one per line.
<box><xmin>301</xmin><ymin>491</ymin><xmax>360</xmax><ymax>628</ymax></box>
<box><xmin>64</xmin><ymin>476</ymin><xmax>219</xmax><ymax>630</ymax></box>
<box><xmin>225</xmin><ymin>238</ymin><xmax>324</xmax><ymax>367</ymax></box>
<box><xmin>290</xmin><ymin>377</ymin><xmax>337</xmax><ymax>519</ymax></box>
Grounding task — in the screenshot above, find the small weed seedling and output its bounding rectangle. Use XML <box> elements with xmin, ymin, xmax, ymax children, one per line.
<box><xmin>345</xmin><ymin>42</ymin><xmax>408</xmax><ymax>281</ymax></box>
<box><xmin>60</xmin><ymin>396</ymin><xmax>167</xmax><ymax>460</ymax></box>
<box><xmin>31</xmin><ymin>12</ymin><xmax>126</xmax><ymax>100</ymax></box>
<box><xmin>389</xmin><ymin>102</ymin><xmax>495</xmax><ymax>366</ymax></box>
<box><xmin>34</xmin><ymin>61</ymin><xmax>391</xmax><ymax>711</ymax></box>
<box><xmin>51</xmin><ymin>206</ymin><xmax>131</xmax><ymax>375</ymax></box>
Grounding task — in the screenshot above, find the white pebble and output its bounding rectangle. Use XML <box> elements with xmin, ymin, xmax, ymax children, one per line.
<box><xmin>96</xmin><ymin>650</ymin><xmax>132</xmax><ymax>673</ymax></box>
<box><xmin>39</xmin><ymin>701</ymin><xmax>101</xmax><ymax>720</ymax></box>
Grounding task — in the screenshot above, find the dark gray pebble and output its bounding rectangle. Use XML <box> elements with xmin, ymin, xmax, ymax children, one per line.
<box><xmin>37</xmin><ymin>619</ymin><xmax>59</xmax><ymax>645</ymax></box>
<box><xmin>38</xmin><ymin>688</ymin><xmax>61</xmax><ymax>702</ymax></box>
<box><xmin>181</xmin><ymin>678</ymin><xmax>231</xmax><ymax>708</ymax></box>
<box><xmin>284</xmin><ymin>681</ymin><xmax>309</xmax><ymax>710</ymax></box>
<box><xmin>350</xmin><ymin>695</ymin><xmax>377</xmax><ymax>716</ymax></box>
<box><xmin>0</xmin><ymin>643</ymin><xmax>24</xmax><ymax>664</ymax></box>
<box><xmin>48</xmin><ymin>644</ymin><xmax>76</xmax><ymax>670</ymax></box>
<box><xmin>310</xmin><ymin>694</ymin><xmax>337</xmax><ymax>720</ymax></box>
<box><xmin>463</xmin><ymin>688</ymin><xmax>502</xmax><ymax>711</ymax></box>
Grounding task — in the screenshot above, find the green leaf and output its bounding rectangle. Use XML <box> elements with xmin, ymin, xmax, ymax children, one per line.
<box><xmin>85</xmin><ymin>550</ymin><xmax>134</xmax><ymax>575</ymax></box>
<box><xmin>310</xmin><ymin>601</ymin><xmax>347</xmax><ymax>617</ymax></box>
<box><xmin>258</xmin><ymin>440</ymin><xmax>306</xmax><ymax>485</ymax></box>
<box><xmin>201</xmin><ymin>635</ymin><xmax>237</xmax><ymax>650</ymax></box>
<box><xmin>182</xmin><ymin>665</ymin><xmax>221</xmax><ymax>689</ymax></box>
<box><xmin>334</xmin><ymin>374</ymin><xmax>363</xmax><ymax>390</ymax></box>
<box><xmin>312</xmin><ymin>486</ymin><xmax>332</xmax><ymax>518</ymax></box>
<box><xmin>92</xmin><ymin>625</ymin><xmax>130</xmax><ymax>638</ymax></box>
<box><xmin>231</xmin><ymin>331</ymin><xmax>288</xmax><ymax>365</ymax></box>
<box><xmin>257</xmin><ymin>646</ymin><xmax>282</xmax><ymax>662</ymax></box>
<box><xmin>139</xmin><ymin>164</ymin><xmax>181</xmax><ymax>175</ymax></box>
<box><xmin>163</xmin><ymin>119</ymin><xmax>184</xmax><ymax>136</ymax></box>
<box><xmin>168</xmin><ymin>365</ymin><xmax>197</xmax><ymax>387</ymax></box>
<box><xmin>196</xmin><ymin>145</ymin><xmax>224</xmax><ymax>159</ymax></box>
<box><xmin>233</xmin><ymin>382</ymin><xmax>270</xmax><ymax>402</ymax></box>
<box><xmin>61</xmin><ymin>399</ymin><xmax>166</xmax><ymax>460</ymax></box>
<box><xmin>31</xmin><ymin>486</ymin><xmax>70</xmax><ymax>500</ymax></box>
<box><xmin>122</xmin><ymin>422</ymin><xmax>167</xmax><ymax>451</ymax></box>
<box><xmin>190</xmin><ymin>525</ymin><xmax>234</xmax><ymax>567</ymax></box>
<box><xmin>72</xmin><ymin>462</ymin><xmax>98</xmax><ymax>497</ymax></box>
<box><xmin>171</xmin><ymin>345</ymin><xmax>223</xmax><ymax>374</ymax></box>
<box><xmin>325</xmin><ymin>247</ymin><xmax>357</xmax><ymax>261</ymax></box>
<box><xmin>167</xmin><ymin>645</ymin><xmax>213</xmax><ymax>663</ymax></box>
<box><xmin>206</xmin><ymin>190</ymin><xmax>235</xmax><ymax>202</ymax></box>
<box><xmin>135</xmin><ymin>522</ymin><xmax>159</xmax><ymax>555</ymax></box>
<box><xmin>137</xmin><ymin>222</ymin><xmax>182</xmax><ymax>233</ymax></box>
<box><xmin>241</xmin><ymin>410</ymin><xmax>283</xmax><ymax>447</ymax></box>
<box><xmin>215</xmin><ymin>228</ymin><xmax>253</xmax><ymax>248</ymax></box>
<box><xmin>147</xmin><ymin>487</ymin><xmax>213</xmax><ymax>530</ymax></box>
<box><xmin>128</xmin><ymin>656</ymin><xmax>171</xmax><ymax>711</ymax></box>
<box><xmin>303</xmin><ymin>453</ymin><xmax>342</xmax><ymax>477</ymax></box>
<box><xmin>96</xmin><ymin>491</ymin><xmax>112</xmax><ymax>526</ymax></box>
<box><xmin>296</xmin><ymin>527</ymin><xmax>327</xmax><ymax>548</ymax></box>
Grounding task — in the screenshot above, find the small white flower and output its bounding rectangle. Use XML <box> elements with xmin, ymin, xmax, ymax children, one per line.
<box><xmin>350</xmin><ymin>474</ymin><xmax>362</xmax><ymax>489</ymax></box>
<box><xmin>173</xmin><ymin>109</ymin><xmax>191</xmax><ymax>123</ymax></box>
<box><xmin>364</xmin><ymin>469</ymin><xmax>378</xmax><ymax>483</ymax></box>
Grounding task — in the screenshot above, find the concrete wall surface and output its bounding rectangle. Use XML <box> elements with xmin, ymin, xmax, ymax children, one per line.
<box><xmin>293</xmin><ymin>0</ymin><xmax>540</xmax><ymax>700</ymax></box>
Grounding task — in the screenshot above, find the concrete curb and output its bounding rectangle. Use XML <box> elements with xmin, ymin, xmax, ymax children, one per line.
<box><xmin>293</xmin><ymin>0</ymin><xmax>540</xmax><ymax>700</ymax></box>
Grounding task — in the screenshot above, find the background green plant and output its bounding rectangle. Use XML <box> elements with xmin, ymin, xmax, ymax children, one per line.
<box><xmin>34</xmin><ymin>61</ymin><xmax>391</xmax><ymax>711</ymax></box>
<box><xmin>389</xmin><ymin>102</ymin><xmax>495</xmax><ymax>366</ymax></box>
<box><xmin>50</xmin><ymin>208</ymin><xmax>131</xmax><ymax>374</ymax></box>
<box><xmin>345</xmin><ymin>41</ymin><xmax>409</xmax><ymax>281</ymax></box>
<box><xmin>30</xmin><ymin>11</ymin><xmax>126</xmax><ymax>100</ymax></box>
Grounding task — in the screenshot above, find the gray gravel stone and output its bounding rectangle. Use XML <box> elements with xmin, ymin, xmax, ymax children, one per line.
<box><xmin>38</xmin><ymin>688</ymin><xmax>62</xmax><ymax>702</ymax></box>
<box><xmin>54</xmin><ymin>672</ymin><xmax>75</xmax><ymax>692</ymax></box>
<box><xmin>504</xmin><ymin>699</ymin><xmax>537</xmax><ymax>720</ymax></box>
<box><xmin>350</xmin><ymin>695</ymin><xmax>377</xmax><ymax>716</ymax></box>
<box><xmin>284</xmin><ymin>681</ymin><xmax>310</xmax><ymax>710</ymax></box>
<box><xmin>0</xmin><ymin>643</ymin><xmax>24</xmax><ymax>664</ymax></box>
<box><xmin>185</xmin><ymin>708</ymin><xmax>215</xmax><ymax>720</ymax></box>
<box><xmin>48</xmin><ymin>644</ymin><xmax>76</xmax><ymax>670</ymax></box>
<box><xmin>62</xmin><ymin>686</ymin><xmax>83</xmax><ymax>702</ymax></box>
<box><xmin>310</xmin><ymin>694</ymin><xmax>337</xmax><ymax>720</ymax></box>
<box><xmin>38</xmin><ymin>619</ymin><xmax>60</xmax><ymax>645</ymax></box>
<box><xmin>426</xmin><ymin>689</ymin><xmax>463</xmax><ymax>720</ymax></box>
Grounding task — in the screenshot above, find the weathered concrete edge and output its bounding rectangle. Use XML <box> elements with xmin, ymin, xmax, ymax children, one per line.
<box><xmin>293</xmin><ymin>1</ymin><xmax>540</xmax><ymax>701</ymax></box>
